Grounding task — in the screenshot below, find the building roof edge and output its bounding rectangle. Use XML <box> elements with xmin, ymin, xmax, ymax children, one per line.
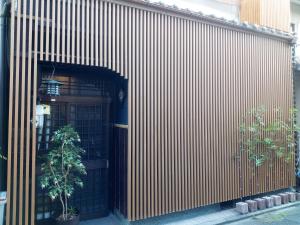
<box><xmin>119</xmin><ymin>0</ymin><xmax>295</xmax><ymax>43</ymax></box>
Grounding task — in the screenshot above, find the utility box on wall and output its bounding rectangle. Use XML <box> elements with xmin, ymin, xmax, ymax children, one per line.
<box><xmin>240</xmin><ymin>0</ymin><xmax>291</xmax><ymax>32</ymax></box>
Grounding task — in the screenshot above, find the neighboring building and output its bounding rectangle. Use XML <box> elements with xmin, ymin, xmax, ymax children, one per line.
<box><xmin>291</xmin><ymin>0</ymin><xmax>300</xmax><ymax>180</ymax></box>
<box><xmin>0</xmin><ymin>0</ymin><xmax>296</xmax><ymax>225</ymax></box>
<box><xmin>240</xmin><ymin>0</ymin><xmax>291</xmax><ymax>32</ymax></box>
<box><xmin>292</xmin><ymin>0</ymin><xmax>300</xmax><ymax>68</ymax></box>
<box><xmin>150</xmin><ymin>0</ymin><xmax>240</xmax><ymax>20</ymax></box>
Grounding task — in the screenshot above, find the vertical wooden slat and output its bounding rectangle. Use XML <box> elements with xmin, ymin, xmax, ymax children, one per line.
<box><xmin>155</xmin><ymin>14</ymin><xmax>163</xmax><ymax>215</ymax></box>
<box><xmin>57</xmin><ymin>0</ymin><xmax>61</xmax><ymax>62</ymax></box>
<box><xmin>116</xmin><ymin>4</ymin><xmax>120</xmax><ymax>73</ymax></box>
<box><xmin>51</xmin><ymin>0</ymin><xmax>56</xmax><ymax>61</ymax></box>
<box><xmin>174</xmin><ymin>17</ymin><xmax>179</xmax><ymax>211</ymax></box>
<box><xmin>150</xmin><ymin>11</ymin><xmax>154</xmax><ymax>217</ymax></box>
<box><xmin>45</xmin><ymin>0</ymin><xmax>50</xmax><ymax>60</ymax></box>
<box><xmin>18</xmin><ymin>0</ymin><xmax>28</xmax><ymax>222</ymax></box>
<box><xmin>165</xmin><ymin>14</ymin><xmax>170</xmax><ymax>214</ymax></box>
<box><xmin>61</xmin><ymin>0</ymin><xmax>66</xmax><ymax>63</ymax></box>
<box><xmin>177</xmin><ymin>17</ymin><xmax>182</xmax><ymax>211</ymax></box>
<box><xmin>120</xmin><ymin>5</ymin><xmax>124</xmax><ymax>76</ymax></box>
<box><xmin>90</xmin><ymin>0</ymin><xmax>94</xmax><ymax>66</ymax></box>
<box><xmin>12</xmin><ymin>0</ymin><xmax>22</xmax><ymax>223</ymax></box>
<box><xmin>67</xmin><ymin>0</ymin><xmax>71</xmax><ymax>63</ymax></box>
<box><xmin>202</xmin><ymin>23</ymin><xmax>207</xmax><ymax>205</ymax></box>
<box><xmin>112</xmin><ymin>3</ymin><xmax>116</xmax><ymax>71</ymax></box>
<box><xmin>142</xmin><ymin>10</ymin><xmax>147</xmax><ymax>217</ymax></box>
<box><xmin>71</xmin><ymin>0</ymin><xmax>76</xmax><ymax>63</ymax></box>
<box><xmin>103</xmin><ymin>1</ymin><xmax>107</xmax><ymax>67</ymax></box>
<box><xmin>31</xmin><ymin>0</ymin><xmax>39</xmax><ymax>223</ymax></box>
<box><xmin>107</xmin><ymin>2</ymin><xmax>111</xmax><ymax>68</ymax></box>
<box><xmin>40</xmin><ymin>0</ymin><xmax>45</xmax><ymax>60</ymax></box>
<box><xmin>86</xmin><ymin>0</ymin><xmax>90</xmax><ymax>65</ymax></box>
<box><xmin>123</xmin><ymin>5</ymin><xmax>127</xmax><ymax>78</ymax></box>
<box><xmin>135</xmin><ymin>8</ymin><xmax>140</xmax><ymax>220</ymax></box>
<box><xmin>192</xmin><ymin>21</ymin><xmax>197</xmax><ymax>207</ymax></box>
<box><xmin>95</xmin><ymin>0</ymin><xmax>99</xmax><ymax>66</ymax></box>
<box><xmin>196</xmin><ymin>21</ymin><xmax>201</xmax><ymax>206</ymax></box>
<box><xmin>127</xmin><ymin>6</ymin><xmax>132</xmax><ymax>220</ymax></box>
<box><xmin>132</xmin><ymin>7</ymin><xmax>137</xmax><ymax>220</ymax></box>
<box><xmin>81</xmin><ymin>0</ymin><xmax>85</xmax><ymax>65</ymax></box>
<box><xmin>99</xmin><ymin>0</ymin><xmax>103</xmax><ymax>67</ymax></box>
<box><xmin>182</xmin><ymin>19</ymin><xmax>187</xmax><ymax>210</ymax></box>
<box><xmin>142</xmin><ymin>9</ymin><xmax>147</xmax><ymax>218</ymax></box>
<box><xmin>76</xmin><ymin>0</ymin><xmax>81</xmax><ymax>64</ymax></box>
<box><xmin>146</xmin><ymin>10</ymin><xmax>151</xmax><ymax>217</ymax></box>
<box><xmin>25</xmin><ymin>0</ymin><xmax>34</xmax><ymax>223</ymax></box>
<box><xmin>168</xmin><ymin>15</ymin><xmax>173</xmax><ymax>212</ymax></box>
<box><xmin>154</xmin><ymin>12</ymin><xmax>158</xmax><ymax>216</ymax></box>
<box><xmin>5</xmin><ymin>0</ymin><xmax>15</xmax><ymax>222</ymax></box>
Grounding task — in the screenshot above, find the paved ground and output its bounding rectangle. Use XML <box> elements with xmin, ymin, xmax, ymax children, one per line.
<box><xmin>79</xmin><ymin>202</ymin><xmax>300</xmax><ymax>225</ymax></box>
<box><xmin>227</xmin><ymin>203</ymin><xmax>300</xmax><ymax>225</ymax></box>
<box><xmin>79</xmin><ymin>214</ymin><xmax>121</xmax><ymax>225</ymax></box>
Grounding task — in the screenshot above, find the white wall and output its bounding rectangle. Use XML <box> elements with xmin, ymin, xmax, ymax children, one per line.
<box><xmin>150</xmin><ymin>0</ymin><xmax>239</xmax><ymax>20</ymax></box>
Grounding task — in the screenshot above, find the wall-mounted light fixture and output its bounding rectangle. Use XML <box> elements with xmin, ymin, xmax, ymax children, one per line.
<box><xmin>118</xmin><ymin>88</ymin><xmax>125</xmax><ymax>103</ymax></box>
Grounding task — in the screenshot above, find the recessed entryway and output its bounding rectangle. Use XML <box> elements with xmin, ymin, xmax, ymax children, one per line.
<box><xmin>35</xmin><ymin>63</ymin><xmax>128</xmax><ymax>224</ymax></box>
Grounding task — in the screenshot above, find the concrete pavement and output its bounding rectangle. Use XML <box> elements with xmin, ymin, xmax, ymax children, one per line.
<box><xmin>227</xmin><ymin>203</ymin><xmax>300</xmax><ymax>225</ymax></box>
<box><xmin>80</xmin><ymin>202</ymin><xmax>300</xmax><ymax>225</ymax></box>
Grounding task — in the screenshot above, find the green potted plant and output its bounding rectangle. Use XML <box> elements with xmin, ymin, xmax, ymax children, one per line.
<box><xmin>40</xmin><ymin>125</ymin><xmax>86</xmax><ymax>225</ymax></box>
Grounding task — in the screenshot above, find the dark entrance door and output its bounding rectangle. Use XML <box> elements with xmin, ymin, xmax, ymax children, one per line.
<box><xmin>58</xmin><ymin>97</ymin><xmax>111</xmax><ymax>219</ymax></box>
<box><xmin>36</xmin><ymin>75</ymin><xmax>114</xmax><ymax>222</ymax></box>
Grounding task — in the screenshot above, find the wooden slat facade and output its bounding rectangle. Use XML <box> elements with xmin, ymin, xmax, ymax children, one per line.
<box><xmin>6</xmin><ymin>0</ymin><xmax>294</xmax><ymax>224</ymax></box>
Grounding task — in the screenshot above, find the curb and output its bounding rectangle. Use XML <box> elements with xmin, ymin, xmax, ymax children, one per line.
<box><xmin>217</xmin><ymin>201</ymin><xmax>300</xmax><ymax>224</ymax></box>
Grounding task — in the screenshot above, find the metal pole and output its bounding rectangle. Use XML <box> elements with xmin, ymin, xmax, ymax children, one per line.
<box><xmin>0</xmin><ymin>0</ymin><xmax>8</xmax><ymax>192</ymax></box>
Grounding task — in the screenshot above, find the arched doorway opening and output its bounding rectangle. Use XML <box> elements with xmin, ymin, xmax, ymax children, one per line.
<box><xmin>35</xmin><ymin>63</ymin><xmax>128</xmax><ymax>224</ymax></box>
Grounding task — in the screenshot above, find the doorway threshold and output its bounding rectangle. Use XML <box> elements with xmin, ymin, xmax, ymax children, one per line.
<box><xmin>80</xmin><ymin>214</ymin><xmax>122</xmax><ymax>225</ymax></box>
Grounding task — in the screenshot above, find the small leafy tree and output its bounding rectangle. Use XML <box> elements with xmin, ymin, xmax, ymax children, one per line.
<box><xmin>240</xmin><ymin>106</ymin><xmax>299</xmax><ymax>167</ymax></box>
<box><xmin>40</xmin><ymin>125</ymin><xmax>86</xmax><ymax>221</ymax></box>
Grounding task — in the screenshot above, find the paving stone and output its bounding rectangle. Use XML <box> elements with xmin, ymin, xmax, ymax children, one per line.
<box><xmin>286</xmin><ymin>192</ymin><xmax>296</xmax><ymax>202</ymax></box>
<box><xmin>254</xmin><ymin>198</ymin><xmax>266</xmax><ymax>210</ymax></box>
<box><xmin>236</xmin><ymin>202</ymin><xmax>249</xmax><ymax>214</ymax></box>
<box><xmin>271</xmin><ymin>195</ymin><xmax>282</xmax><ymax>206</ymax></box>
<box><xmin>296</xmin><ymin>192</ymin><xmax>300</xmax><ymax>201</ymax></box>
<box><xmin>278</xmin><ymin>193</ymin><xmax>289</xmax><ymax>204</ymax></box>
<box><xmin>245</xmin><ymin>200</ymin><xmax>257</xmax><ymax>212</ymax></box>
<box><xmin>262</xmin><ymin>196</ymin><xmax>274</xmax><ymax>208</ymax></box>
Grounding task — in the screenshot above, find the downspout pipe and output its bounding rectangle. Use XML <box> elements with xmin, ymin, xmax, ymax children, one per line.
<box><xmin>0</xmin><ymin>0</ymin><xmax>9</xmax><ymax>192</ymax></box>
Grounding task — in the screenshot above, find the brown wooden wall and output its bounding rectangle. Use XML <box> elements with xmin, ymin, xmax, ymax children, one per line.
<box><xmin>240</xmin><ymin>0</ymin><xmax>291</xmax><ymax>32</ymax></box>
<box><xmin>6</xmin><ymin>0</ymin><xmax>294</xmax><ymax>224</ymax></box>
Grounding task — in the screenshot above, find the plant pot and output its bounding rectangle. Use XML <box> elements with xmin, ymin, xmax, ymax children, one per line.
<box><xmin>0</xmin><ymin>192</ymin><xmax>7</xmax><ymax>225</ymax></box>
<box><xmin>56</xmin><ymin>214</ymin><xmax>80</xmax><ymax>225</ymax></box>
